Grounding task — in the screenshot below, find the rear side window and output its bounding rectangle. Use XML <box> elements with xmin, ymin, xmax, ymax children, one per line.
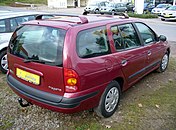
<box><xmin>10</xmin><ymin>18</ymin><xmax>18</xmax><ymax>31</ymax></box>
<box><xmin>77</xmin><ymin>26</ymin><xmax>110</xmax><ymax>58</ymax></box>
<box><xmin>118</xmin><ymin>24</ymin><xmax>141</xmax><ymax>49</ymax></box>
<box><xmin>111</xmin><ymin>23</ymin><xmax>141</xmax><ymax>51</ymax></box>
<box><xmin>0</xmin><ymin>20</ymin><xmax>6</xmax><ymax>33</ymax></box>
<box><xmin>9</xmin><ymin>25</ymin><xmax>66</xmax><ymax>66</ymax></box>
<box><xmin>15</xmin><ymin>15</ymin><xmax>35</xmax><ymax>25</ymax></box>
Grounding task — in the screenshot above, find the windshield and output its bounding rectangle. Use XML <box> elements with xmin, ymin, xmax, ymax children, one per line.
<box><xmin>108</xmin><ymin>3</ymin><xmax>114</xmax><ymax>7</ymax></box>
<box><xmin>9</xmin><ymin>25</ymin><xmax>66</xmax><ymax>66</ymax></box>
<box><xmin>144</xmin><ymin>3</ymin><xmax>148</xmax><ymax>8</ymax></box>
<box><xmin>167</xmin><ymin>6</ymin><xmax>176</xmax><ymax>11</ymax></box>
<box><xmin>156</xmin><ymin>4</ymin><xmax>167</xmax><ymax>8</ymax></box>
<box><xmin>89</xmin><ymin>3</ymin><xmax>97</xmax><ymax>6</ymax></box>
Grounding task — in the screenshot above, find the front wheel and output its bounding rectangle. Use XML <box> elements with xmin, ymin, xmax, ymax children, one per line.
<box><xmin>161</xmin><ymin>18</ymin><xmax>165</xmax><ymax>21</ymax></box>
<box><xmin>0</xmin><ymin>50</ymin><xmax>8</xmax><ymax>74</ymax></box>
<box><xmin>95</xmin><ymin>9</ymin><xmax>99</xmax><ymax>14</ymax></box>
<box><xmin>157</xmin><ymin>53</ymin><xmax>169</xmax><ymax>72</ymax></box>
<box><xmin>94</xmin><ymin>81</ymin><xmax>121</xmax><ymax>118</ymax></box>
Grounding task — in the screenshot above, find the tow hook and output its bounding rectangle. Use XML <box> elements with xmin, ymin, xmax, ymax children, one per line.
<box><xmin>18</xmin><ymin>98</ymin><xmax>32</xmax><ymax>107</ymax></box>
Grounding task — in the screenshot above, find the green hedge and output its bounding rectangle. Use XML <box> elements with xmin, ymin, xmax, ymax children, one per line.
<box><xmin>128</xmin><ymin>12</ymin><xmax>158</xmax><ymax>19</ymax></box>
<box><xmin>0</xmin><ymin>0</ymin><xmax>47</xmax><ymax>6</ymax></box>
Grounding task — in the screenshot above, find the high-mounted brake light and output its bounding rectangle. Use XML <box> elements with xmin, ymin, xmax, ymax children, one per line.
<box><xmin>64</xmin><ymin>68</ymin><xmax>80</xmax><ymax>92</ymax></box>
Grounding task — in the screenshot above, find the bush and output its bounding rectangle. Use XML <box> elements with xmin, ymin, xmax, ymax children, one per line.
<box><xmin>0</xmin><ymin>0</ymin><xmax>47</xmax><ymax>6</ymax></box>
<box><xmin>127</xmin><ymin>12</ymin><xmax>158</xmax><ymax>19</ymax></box>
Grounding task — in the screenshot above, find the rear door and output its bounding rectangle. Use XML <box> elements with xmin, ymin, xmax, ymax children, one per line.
<box><xmin>8</xmin><ymin>25</ymin><xmax>66</xmax><ymax>96</ymax></box>
<box><xmin>110</xmin><ymin>23</ymin><xmax>147</xmax><ymax>86</ymax></box>
<box><xmin>75</xmin><ymin>26</ymin><xmax>116</xmax><ymax>91</ymax></box>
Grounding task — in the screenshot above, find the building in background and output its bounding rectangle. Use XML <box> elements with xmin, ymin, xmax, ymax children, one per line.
<box><xmin>48</xmin><ymin>0</ymin><xmax>89</xmax><ymax>8</ymax></box>
<box><xmin>48</xmin><ymin>0</ymin><xmax>132</xmax><ymax>8</ymax></box>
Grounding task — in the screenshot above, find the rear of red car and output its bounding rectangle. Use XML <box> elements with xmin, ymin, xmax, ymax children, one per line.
<box><xmin>6</xmin><ymin>23</ymin><xmax>99</xmax><ymax>113</ymax></box>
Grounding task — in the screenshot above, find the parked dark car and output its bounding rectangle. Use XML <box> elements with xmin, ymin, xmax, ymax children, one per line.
<box><xmin>7</xmin><ymin>14</ymin><xmax>170</xmax><ymax>118</ymax></box>
<box><xmin>100</xmin><ymin>3</ymin><xmax>127</xmax><ymax>14</ymax></box>
<box><xmin>144</xmin><ymin>2</ymin><xmax>155</xmax><ymax>12</ymax></box>
<box><xmin>125</xmin><ymin>2</ymin><xmax>135</xmax><ymax>12</ymax></box>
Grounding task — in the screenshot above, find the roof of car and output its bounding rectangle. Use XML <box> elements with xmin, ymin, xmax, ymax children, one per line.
<box><xmin>22</xmin><ymin>14</ymin><xmax>132</xmax><ymax>30</ymax></box>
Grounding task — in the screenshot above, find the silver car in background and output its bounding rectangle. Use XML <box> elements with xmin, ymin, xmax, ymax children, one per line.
<box><xmin>100</xmin><ymin>2</ymin><xmax>127</xmax><ymax>15</ymax></box>
<box><xmin>161</xmin><ymin>5</ymin><xmax>176</xmax><ymax>21</ymax></box>
<box><xmin>151</xmin><ymin>4</ymin><xmax>172</xmax><ymax>15</ymax></box>
<box><xmin>0</xmin><ymin>12</ymin><xmax>53</xmax><ymax>73</ymax></box>
<box><xmin>84</xmin><ymin>1</ymin><xmax>109</xmax><ymax>14</ymax></box>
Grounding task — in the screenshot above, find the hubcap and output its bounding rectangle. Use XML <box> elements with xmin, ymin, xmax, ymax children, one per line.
<box><xmin>105</xmin><ymin>87</ymin><xmax>119</xmax><ymax>113</ymax></box>
<box><xmin>1</xmin><ymin>54</ymin><xmax>8</xmax><ymax>71</ymax></box>
<box><xmin>161</xmin><ymin>54</ymin><xmax>168</xmax><ymax>70</ymax></box>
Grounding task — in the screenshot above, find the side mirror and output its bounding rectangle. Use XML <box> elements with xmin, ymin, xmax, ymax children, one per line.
<box><xmin>159</xmin><ymin>35</ymin><xmax>167</xmax><ymax>42</ymax></box>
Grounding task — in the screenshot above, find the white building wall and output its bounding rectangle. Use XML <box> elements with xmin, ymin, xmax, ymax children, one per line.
<box><xmin>67</xmin><ymin>0</ymin><xmax>73</xmax><ymax>7</ymax></box>
<box><xmin>48</xmin><ymin>0</ymin><xmax>67</xmax><ymax>8</ymax></box>
<box><xmin>112</xmin><ymin>0</ymin><xmax>129</xmax><ymax>2</ymax></box>
<box><xmin>87</xmin><ymin>0</ymin><xmax>129</xmax><ymax>4</ymax></box>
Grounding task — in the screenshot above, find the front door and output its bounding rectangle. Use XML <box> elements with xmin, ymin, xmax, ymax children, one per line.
<box><xmin>134</xmin><ymin>22</ymin><xmax>164</xmax><ymax>71</ymax></box>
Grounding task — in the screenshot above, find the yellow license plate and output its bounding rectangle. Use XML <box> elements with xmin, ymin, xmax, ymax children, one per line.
<box><xmin>16</xmin><ymin>68</ymin><xmax>40</xmax><ymax>85</ymax></box>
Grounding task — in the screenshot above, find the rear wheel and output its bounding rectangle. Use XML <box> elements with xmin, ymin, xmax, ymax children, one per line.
<box><xmin>94</xmin><ymin>81</ymin><xmax>121</xmax><ymax>118</ymax></box>
<box><xmin>0</xmin><ymin>50</ymin><xmax>8</xmax><ymax>74</ymax></box>
<box><xmin>157</xmin><ymin>53</ymin><xmax>169</xmax><ymax>72</ymax></box>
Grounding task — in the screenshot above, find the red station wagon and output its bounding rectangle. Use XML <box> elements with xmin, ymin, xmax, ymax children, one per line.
<box><xmin>7</xmin><ymin>14</ymin><xmax>170</xmax><ymax>118</ymax></box>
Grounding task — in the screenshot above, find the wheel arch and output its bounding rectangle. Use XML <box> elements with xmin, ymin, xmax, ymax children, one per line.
<box><xmin>114</xmin><ymin>77</ymin><xmax>124</xmax><ymax>91</ymax></box>
<box><xmin>0</xmin><ymin>47</ymin><xmax>8</xmax><ymax>53</ymax></box>
<box><xmin>166</xmin><ymin>47</ymin><xmax>170</xmax><ymax>56</ymax></box>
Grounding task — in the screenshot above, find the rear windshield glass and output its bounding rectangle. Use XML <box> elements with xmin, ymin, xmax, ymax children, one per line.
<box><xmin>9</xmin><ymin>25</ymin><xmax>66</xmax><ymax>66</ymax></box>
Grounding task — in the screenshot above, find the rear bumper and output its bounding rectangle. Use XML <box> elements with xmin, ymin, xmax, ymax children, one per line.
<box><xmin>7</xmin><ymin>75</ymin><xmax>98</xmax><ymax>112</ymax></box>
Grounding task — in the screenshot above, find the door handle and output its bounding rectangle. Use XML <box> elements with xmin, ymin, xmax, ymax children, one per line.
<box><xmin>121</xmin><ymin>60</ymin><xmax>127</xmax><ymax>66</ymax></box>
<box><xmin>148</xmin><ymin>51</ymin><xmax>151</xmax><ymax>56</ymax></box>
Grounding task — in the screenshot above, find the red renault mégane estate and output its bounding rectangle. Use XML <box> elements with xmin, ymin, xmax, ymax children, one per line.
<box><xmin>7</xmin><ymin>14</ymin><xmax>170</xmax><ymax>118</ymax></box>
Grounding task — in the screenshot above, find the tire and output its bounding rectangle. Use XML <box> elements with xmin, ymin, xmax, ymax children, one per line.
<box><xmin>111</xmin><ymin>10</ymin><xmax>115</xmax><ymax>15</ymax></box>
<box><xmin>161</xmin><ymin>18</ymin><xmax>165</xmax><ymax>21</ymax></box>
<box><xmin>0</xmin><ymin>50</ymin><xmax>8</xmax><ymax>74</ymax></box>
<box><xmin>157</xmin><ymin>53</ymin><xmax>169</xmax><ymax>73</ymax></box>
<box><xmin>94</xmin><ymin>81</ymin><xmax>121</xmax><ymax>118</ymax></box>
<box><xmin>95</xmin><ymin>9</ymin><xmax>99</xmax><ymax>14</ymax></box>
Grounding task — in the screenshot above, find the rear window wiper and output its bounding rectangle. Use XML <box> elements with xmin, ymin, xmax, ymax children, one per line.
<box><xmin>23</xmin><ymin>59</ymin><xmax>53</xmax><ymax>64</ymax></box>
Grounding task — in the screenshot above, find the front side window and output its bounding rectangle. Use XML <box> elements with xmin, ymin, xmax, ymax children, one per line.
<box><xmin>0</xmin><ymin>20</ymin><xmax>6</xmax><ymax>33</ymax></box>
<box><xmin>77</xmin><ymin>26</ymin><xmax>110</xmax><ymax>58</ymax></box>
<box><xmin>135</xmin><ymin>22</ymin><xmax>156</xmax><ymax>45</ymax></box>
<box><xmin>10</xmin><ymin>25</ymin><xmax>66</xmax><ymax>66</ymax></box>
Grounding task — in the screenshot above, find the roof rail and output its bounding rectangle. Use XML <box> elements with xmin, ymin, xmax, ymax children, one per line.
<box><xmin>82</xmin><ymin>11</ymin><xmax>129</xmax><ymax>19</ymax></box>
<box><xmin>35</xmin><ymin>14</ymin><xmax>88</xmax><ymax>24</ymax></box>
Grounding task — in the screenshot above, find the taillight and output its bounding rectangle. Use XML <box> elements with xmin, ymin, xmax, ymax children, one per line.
<box><xmin>64</xmin><ymin>68</ymin><xmax>80</xmax><ymax>92</ymax></box>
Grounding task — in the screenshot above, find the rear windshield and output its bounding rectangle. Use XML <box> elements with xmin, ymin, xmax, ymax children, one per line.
<box><xmin>9</xmin><ymin>25</ymin><xmax>66</xmax><ymax>66</ymax></box>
